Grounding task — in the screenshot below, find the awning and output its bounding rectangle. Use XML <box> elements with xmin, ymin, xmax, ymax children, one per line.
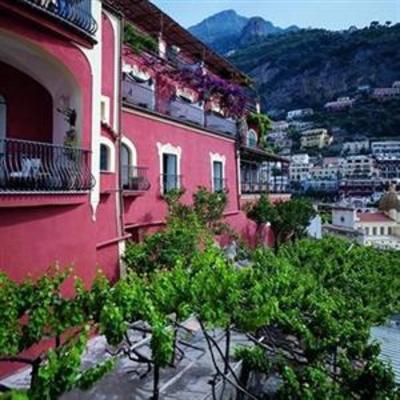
<box><xmin>240</xmin><ymin>145</ymin><xmax>290</xmax><ymax>164</ymax></box>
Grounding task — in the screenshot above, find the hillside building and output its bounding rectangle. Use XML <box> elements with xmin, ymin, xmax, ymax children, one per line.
<box><xmin>286</xmin><ymin>108</ymin><xmax>314</xmax><ymax>121</ymax></box>
<box><xmin>300</xmin><ymin>128</ymin><xmax>332</xmax><ymax>149</ymax></box>
<box><xmin>323</xmin><ymin>188</ymin><xmax>400</xmax><ymax>249</ymax></box>
<box><xmin>324</xmin><ymin>96</ymin><xmax>355</xmax><ymax>112</ymax></box>
<box><xmin>371</xmin><ymin>141</ymin><xmax>400</xmax><ymax>158</ymax></box>
<box><xmin>342</xmin><ymin>139</ymin><xmax>370</xmax><ymax>155</ymax></box>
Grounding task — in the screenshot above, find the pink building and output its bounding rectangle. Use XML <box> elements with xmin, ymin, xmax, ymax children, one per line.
<box><xmin>0</xmin><ymin>0</ymin><xmax>289</xmax><ymax>296</ymax></box>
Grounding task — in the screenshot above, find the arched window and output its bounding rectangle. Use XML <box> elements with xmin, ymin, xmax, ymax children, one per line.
<box><xmin>0</xmin><ymin>95</ymin><xmax>6</xmax><ymax>142</ymax></box>
<box><xmin>100</xmin><ymin>144</ymin><xmax>110</xmax><ymax>172</ymax></box>
<box><xmin>247</xmin><ymin>129</ymin><xmax>257</xmax><ymax>148</ymax></box>
<box><xmin>121</xmin><ymin>143</ymin><xmax>132</xmax><ymax>188</ymax></box>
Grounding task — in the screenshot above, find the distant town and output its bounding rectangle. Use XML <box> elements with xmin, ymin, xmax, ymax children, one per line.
<box><xmin>266</xmin><ymin>80</ymin><xmax>400</xmax><ymax>250</ymax></box>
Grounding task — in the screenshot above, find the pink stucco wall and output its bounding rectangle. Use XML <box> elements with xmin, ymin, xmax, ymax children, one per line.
<box><xmin>101</xmin><ymin>12</ymin><xmax>116</xmax><ymax>128</ymax></box>
<box><xmin>120</xmin><ymin>109</ymin><xmax>273</xmax><ymax>246</ymax></box>
<box><xmin>122</xmin><ymin>110</ymin><xmax>240</xmax><ymax>225</ymax></box>
<box><xmin>0</xmin><ymin>15</ymin><xmax>102</xmax><ymax>289</ymax></box>
<box><xmin>0</xmin><ymin>203</ymin><xmax>97</xmax><ymax>285</ymax></box>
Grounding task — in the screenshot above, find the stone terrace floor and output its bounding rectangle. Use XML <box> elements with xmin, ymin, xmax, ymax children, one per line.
<box><xmin>1</xmin><ymin>319</ymin><xmax>249</xmax><ymax>400</ymax></box>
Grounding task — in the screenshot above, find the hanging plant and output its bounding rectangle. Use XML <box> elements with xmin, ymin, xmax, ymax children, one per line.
<box><xmin>124</xmin><ymin>23</ymin><xmax>158</xmax><ymax>54</ymax></box>
<box><xmin>247</xmin><ymin>112</ymin><xmax>271</xmax><ymax>147</ymax></box>
<box><xmin>123</xmin><ymin>35</ymin><xmax>248</xmax><ymax>118</ymax></box>
<box><xmin>172</xmin><ymin>66</ymin><xmax>248</xmax><ymax>118</ymax></box>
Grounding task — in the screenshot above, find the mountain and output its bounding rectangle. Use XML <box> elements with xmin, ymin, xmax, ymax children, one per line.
<box><xmin>189</xmin><ymin>10</ymin><xmax>248</xmax><ymax>47</ymax></box>
<box><xmin>229</xmin><ymin>25</ymin><xmax>400</xmax><ymax>115</ymax></box>
<box><xmin>239</xmin><ymin>17</ymin><xmax>282</xmax><ymax>46</ymax></box>
<box><xmin>189</xmin><ymin>10</ymin><xmax>299</xmax><ymax>54</ymax></box>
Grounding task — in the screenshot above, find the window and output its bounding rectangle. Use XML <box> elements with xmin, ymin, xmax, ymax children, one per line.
<box><xmin>100</xmin><ymin>96</ymin><xmax>110</xmax><ymax>124</ymax></box>
<box><xmin>157</xmin><ymin>142</ymin><xmax>181</xmax><ymax>195</ymax></box>
<box><xmin>389</xmin><ymin>227</ymin><xmax>393</xmax><ymax>235</ymax></box>
<box><xmin>365</xmin><ymin>227</ymin><xmax>369</xmax><ymax>235</ymax></box>
<box><xmin>213</xmin><ymin>161</ymin><xmax>224</xmax><ymax>192</ymax></box>
<box><xmin>247</xmin><ymin>129</ymin><xmax>257</xmax><ymax>148</ymax></box>
<box><xmin>380</xmin><ymin>226</ymin><xmax>385</xmax><ymax>236</ymax></box>
<box><xmin>121</xmin><ymin>143</ymin><xmax>131</xmax><ymax>188</ymax></box>
<box><xmin>100</xmin><ymin>144</ymin><xmax>110</xmax><ymax>172</ymax></box>
<box><xmin>99</xmin><ymin>137</ymin><xmax>116</xmax><ymax>173</ymax></box>
<box><xmin>162</xmin><ymin>153</ymin><xmax>178</xmax><ymax>193</ymax></box>
<box><xmin>372</xmin><ymin>227</ymin><xmax>377</xmax><ymax>236</ymax></box>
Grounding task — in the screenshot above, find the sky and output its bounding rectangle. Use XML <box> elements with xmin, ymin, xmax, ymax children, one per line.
<box><xmin>151</xmin><ymin>0</ymin><xmax>400</xmax><ymax>30</ymax></box>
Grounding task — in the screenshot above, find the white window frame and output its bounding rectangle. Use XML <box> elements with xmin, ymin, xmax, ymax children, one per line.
<box><xmin>121</xmin><ymin>136</ymin><xmax>137</xmax><ymax>167</ymax></box>
<box><xmin>100</xmin><ymin>95</ymin><xmax>111</xmax><ymax>125</ymax></box>
<box><xmin>210</xmin><ymin>152</ymin><xmax>226</xmax><ymax>192</ymax></box>
<box><xmin>157</xmin><ymin>142</ymin><xmax>182</xmax><ymax>194</ymax></box>
<box><xmin>99</xmin><ymin>136</ymin><xmax>115</xmax><ymax>173</ymax></box>
<box><xmin>247</xmin><ymin>129</ymin><xmax>258</xmax><ymax>148</ymax></box>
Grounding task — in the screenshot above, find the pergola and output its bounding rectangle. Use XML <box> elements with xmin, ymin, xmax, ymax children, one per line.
<box><xmin>104</xmin><ymin>0</ymin><xmax>250</xmax><ymax>85</ymax></box>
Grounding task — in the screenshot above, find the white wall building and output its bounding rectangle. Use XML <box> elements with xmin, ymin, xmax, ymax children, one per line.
<box><xmin>342</xmin><ymin>139</ymin><xmax>370</xmax><ymax>155</ymax></box>
<box><xmin>287</xmin><ymin>108</ymin><xmax>314</xmax><ymax>121</ymax></box>
<box><xmin>271</xmin><ymin>120</ymin><xmax>289</xmax><ymax>131</ymax></box>
<box><xmin>371</xmin><ymin>141</ymin><xmax>400</xmax><ymax>158</ymax></box>
<box><xmin>342</xmin><ymin>155</ymin><xmax>375</xmax><ymax>178</ymax></box>
<box><xmin>324</xmin><ymin>189</ymin><xmax>400</xmax><ymax>250</ymax></box>
<box><xmin>289</xmin><ymin>154</ymin><xmax>311</xmax><ymax>182</ymax></box>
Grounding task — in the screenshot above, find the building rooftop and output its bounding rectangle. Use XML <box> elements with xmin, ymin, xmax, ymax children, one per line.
<box><xmin>357</xmin><ymin>212</ymin><xmax>394</xmax><ymax>223</ymax></box>
<box><xmin>371</xmin><ymin>319</ymin><xmax>400</xmax><ymax>384</ymax></box>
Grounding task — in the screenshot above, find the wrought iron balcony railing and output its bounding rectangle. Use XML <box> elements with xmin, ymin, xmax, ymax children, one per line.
<box><xmin>19</xmin><ymin>0</ymin><xmax>98</xmax><ymax>36</ymax></box>
<box><xmin>122</xmin><ymin>166</ymin><xmax>151</xmax><ymax>192</ymax></box>
<box><xmin>241</xmin><ymin>179</ymin><xmax>269</xmax><ymax>195</ymax></box>
<box><xmin>161</xmin><ymin>174</ymin><xmax>182</xmax><ymax>194</ymax></box>
<box><xmin>241</xmin><ymin>178</ymin><xmax>289</xmax><ymax>195</ymax></box>
<box><xmin>0</xmin><ymin>138</ymin><xmax>93</xmax><ymax>192</ymax></box>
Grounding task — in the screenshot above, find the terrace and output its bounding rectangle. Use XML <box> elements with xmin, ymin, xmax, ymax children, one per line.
<box><xmin>122</xmin><ymin>73</ymin><xmax>240</xmax><ymax>137</ymax></box>
<box><xmin>240</xmin><ymin>146</ymin><xmax>290</xmax><ymax>196</ymax></box>
<box><xmin>117</xmin><ymin>0</ymin><xmax>250</xmax><ymax>138</ymax></box>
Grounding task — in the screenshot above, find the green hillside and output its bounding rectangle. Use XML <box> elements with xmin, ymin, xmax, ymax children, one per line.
<box><xmin>229</xmin><ymin>23</ymin><xmax>400</xmax><ymax>114</ymax></box>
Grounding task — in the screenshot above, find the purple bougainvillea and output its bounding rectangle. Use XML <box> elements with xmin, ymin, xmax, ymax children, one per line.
<box><xmin>128</xmin><ymin>47</ymin><xmax>248</xmax><ymax>119</ymax></box>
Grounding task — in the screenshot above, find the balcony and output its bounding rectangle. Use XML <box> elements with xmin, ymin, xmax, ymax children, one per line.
<box><xmin>241</xmin><ymin>179</ymin><xmax>269</xmax><ymax>195</ymax></box>
<box><xmin>206</xmin><ymin>113</ymin><xmax>237</xmax><ymax>136</ymax></box>
<box><xmin>241</xmin><ymin>178</ymin><xmax>289</xmax><ymax>195</ymax></box>
<box><xmin>168</xmin><ymin>98</ymin><xmax>204</xmax><ymax>126</ymax></box>
<box><xmin>19</xmin><ymin>0</ymin><xmax>98</xmax><ymax>36</ymax></box>
<box><xmin>122</xmin><ymin>79</ymin><xmax>155</xmax><ymax>111</ymax></box>
<box><xmin>161</xmin><ymin>174</ymin><xmax>182</xmax><ymax>195</ymax></box>
<box><xmin>122</xmin><ymin>166</ymin><xmax>151</xmax><ymax>193</ymax></box>
<box><xmin>0</xmin><ymin>138</ymin><xmax>93</xmax><ymax>193</ymax></box>
<box><xmin>121</xmin><ymin>79</ymin><xmax>238</xmax><ymax>137</ymax></box>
